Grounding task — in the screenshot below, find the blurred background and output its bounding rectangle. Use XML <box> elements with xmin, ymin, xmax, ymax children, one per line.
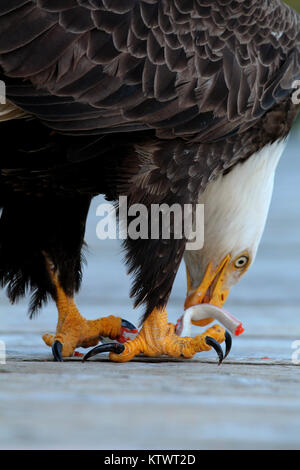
<box><xmin>286</xmin><ymin>0</ymin><xmax>300</xmax><ymax>11</ymax></box>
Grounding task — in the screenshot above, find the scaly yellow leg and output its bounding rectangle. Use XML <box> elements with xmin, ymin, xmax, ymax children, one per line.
<box><xmin>42</xmin><ymin>265</ymin><xmax>136</xmax><ymax>360</ymax></box>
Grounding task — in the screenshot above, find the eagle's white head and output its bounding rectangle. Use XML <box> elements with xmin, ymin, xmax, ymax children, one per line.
<box><xmin>183</xmin><ymin>139</ymin><xmax>287</xmax><ymax>326</ymax></box>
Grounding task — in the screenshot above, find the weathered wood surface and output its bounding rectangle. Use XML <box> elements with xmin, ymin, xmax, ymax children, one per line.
<box><xmin>1</xmin><ymin>139</ymin><xmax>300</xmax><ymax>450</ymax></box>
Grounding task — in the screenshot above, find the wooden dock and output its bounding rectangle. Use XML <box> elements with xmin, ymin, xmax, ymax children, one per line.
<box><xmin>1</xmin><ymin>139</ymin><xmax>300</xmax><ymax>450</ymax></box>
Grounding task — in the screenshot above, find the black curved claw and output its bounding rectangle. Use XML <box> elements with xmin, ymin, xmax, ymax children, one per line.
<box><xmin>205</xmin><ymin>336</ymin><xmax>224</xmax><ymax>365</ymax></box>
<box><xmin>121</xmin><ymin>319</ymin><xmax>138</xmax><ymax>331</ymax></box>
<box><xmin>52</xmin><ymin>340</ymin><xmax>63</xmax><ymax>362</ymax></box>
<box><xmin>83</xmin><ymin>342</ymin><xmax>125</xmax><ymax>362</ymax></box>
<box><xmin>224</xmin><ymin>331</ymin><xmax>232</xmax><ymax>359</ymax></box>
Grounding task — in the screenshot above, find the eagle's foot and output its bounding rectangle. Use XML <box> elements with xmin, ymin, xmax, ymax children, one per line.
<box><xmin>83</xmin><ymin>308</ymin><xmax>231</xmax><ymax>364</ymax></box>
<box><xmin>42</xmin><ymin>265</ymin><xmax>137</xmax><ymax>361</ymax></box>
<box><xmin>43</xmin><ymin>313</ymin><xmax>127</xmax><ymax>361</ymax></box>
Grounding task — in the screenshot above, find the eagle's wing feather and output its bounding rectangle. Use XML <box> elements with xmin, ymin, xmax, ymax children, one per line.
<box><xmin>0</xmin><ymin>0</ymin><xmax>299</xmax><ymax>140</ymax></box>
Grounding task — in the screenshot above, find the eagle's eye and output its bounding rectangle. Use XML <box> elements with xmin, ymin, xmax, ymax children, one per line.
<box><xmin>234</xmin><ymin>255</ymin><xmax>249</xmax><ymax>269</ymax></box>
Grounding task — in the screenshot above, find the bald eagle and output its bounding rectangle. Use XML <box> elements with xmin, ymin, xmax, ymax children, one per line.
<box><xmin>0</xmin><ymin>0</ymin><xmax>300</xmax><ymax>363</ymax></box>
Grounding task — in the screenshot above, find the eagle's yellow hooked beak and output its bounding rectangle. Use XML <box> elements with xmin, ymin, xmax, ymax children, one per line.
<box><xmin>184</xmin><ymin>255</ymin><xmax>231</xmax><ymax>327</ymax></box>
